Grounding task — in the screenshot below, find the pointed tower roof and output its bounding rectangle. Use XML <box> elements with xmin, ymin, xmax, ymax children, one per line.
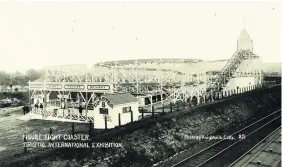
<box><xmin>237</xmin><ymin>28</ymin><xmax>253</xmax><ymax>51</ymax></box>
<box><xmin>238</xmin><ymin>28</ymin><xmax>251</xmax><ymax>41</ymax></box>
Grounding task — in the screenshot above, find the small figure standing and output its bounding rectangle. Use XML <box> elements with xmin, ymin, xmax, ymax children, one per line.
<box><xmin>35</xmin><ymin>103</ymin><xmax>39</xmax><ymax>111</ymax></box>
<box><xmin>78</xmin><ymin>105</ymin><xmax>83</xmax><ymax>116</ymax></box>
<box><xmin>22</xmin><ymin>106</ymin><xmax>26</xmax><ymax>115</ymax></box>
<box><xmin>40</xmin><ymin>103</ymin><xmax>43</xmax><ymax>111</ymax></box>
<box><xmin>26</xmin><ymin>106</ymin><xmax>29</xmax><ymax>114</ymax></box>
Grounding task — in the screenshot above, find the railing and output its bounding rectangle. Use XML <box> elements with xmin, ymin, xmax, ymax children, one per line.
<box><xmin>31</xmin><ymin>107</ymin><xmax>94</xmax><ymax>122</ymax></box>
<box><xmin>207</xmin><ymin>50</ymin><xmax>258</xmax><ymax>94</ymax></box>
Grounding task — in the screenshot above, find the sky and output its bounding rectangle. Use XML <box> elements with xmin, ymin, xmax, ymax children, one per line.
<box><xmin>0</xmin><ymin>0</ymin><xmax>281</xmax><ymax>72</ymax></box>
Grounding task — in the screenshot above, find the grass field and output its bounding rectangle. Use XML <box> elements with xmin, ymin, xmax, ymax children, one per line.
<box><xmin>0</xmin><ymin>108</ymin><xmax>90</xmax><ymax>165</ymax></box>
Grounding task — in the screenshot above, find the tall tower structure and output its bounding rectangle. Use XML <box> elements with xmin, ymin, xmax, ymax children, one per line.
<box><xmin>206</xmin><ymin>26</ymin><xmax>263</xmax><ymax>99</ymax></box>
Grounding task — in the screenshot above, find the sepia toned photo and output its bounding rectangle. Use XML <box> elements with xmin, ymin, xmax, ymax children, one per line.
<box><xmin>0</xmin><ymin>0</ymin><xmax>281</xmax><ymax>167</ymax></box>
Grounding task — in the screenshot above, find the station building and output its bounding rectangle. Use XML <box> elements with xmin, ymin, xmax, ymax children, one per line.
<box><xmin>87</xmin><ymin>93</ymin><xmax>139</xmax><ymax>129</ymax></box>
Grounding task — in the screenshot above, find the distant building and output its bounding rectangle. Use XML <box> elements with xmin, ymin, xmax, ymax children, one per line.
<box><xmin>0</xmin><ymin>85</ymin><xmax>29</xmax><ymax>93</ymax></box>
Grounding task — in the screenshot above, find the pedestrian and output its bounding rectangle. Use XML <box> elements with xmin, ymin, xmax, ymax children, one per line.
<box><xmin>26</xmin><ymin>106</ymin><xmax>29</xmax><ymax>114</ymax></box>
<box><xmin>22</xmin><ymin>106</ymin><xmax>26</xmax><ymax>115</ymax></box>
<box><xmin>78</xmin><ymin>105</ymin><xmax>83</xmax><ymax>116</ymax></box>
<box><xmin>40</xmin><ymin>103</ymin><xmax>43</xmax><ymax>112</ymax></box>
<box><xmin>35</xmin><ymin>103</ymin><xmax>39</xmax><ymax>111</ymax></box>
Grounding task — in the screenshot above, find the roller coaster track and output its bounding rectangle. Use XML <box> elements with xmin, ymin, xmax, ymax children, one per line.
<box><xmin>207</xmin><ymin>50</ymin><xmax>258</xmax><ymax>94</ymax></box>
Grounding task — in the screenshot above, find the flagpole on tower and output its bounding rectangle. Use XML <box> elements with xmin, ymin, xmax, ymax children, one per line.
<box><xmin>244</xmin><ymin>16</ymin><xmax>246</xmax><ymax>29</ymax></box>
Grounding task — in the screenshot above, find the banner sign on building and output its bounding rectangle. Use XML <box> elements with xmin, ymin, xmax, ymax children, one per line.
<box><xmin>29</xmin><ymin>82</ymin><xmax>113</xmax><ymax>93</ymax></box>
<box><xmin>46</xmin><ymin>84</ymin><xmax>62</xmax><ymax>89</ymax></box>
<box><xmin>87</xmin><ymin>85</ymin><xmax>110</xmax><ymax>90</ymax></box>
<box><xmin>30</xmin><ymin>84</ymin><xmax>44</xmax><ymax>89</ymax></box>
<box><xmin>64</xmin><ymin>85</ymin><xmax>85</xmax><ymax>90</ymax></box>
<box><xmin>92</xmin><ymin>97</ymin><xmax>114</xmax><ymax>109</ymax></box>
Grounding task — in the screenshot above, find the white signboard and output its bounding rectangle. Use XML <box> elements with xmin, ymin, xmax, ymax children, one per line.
<box><xmin>64</xmin><ymin>85</ymin><xmax>85</xmax><ymax>90</ymax></box>
<box><xmin>87</xmin><ymin>85</ymin><xmax>110</xmax><ymax>90</ymax></box>
<box><xmin>46</xmin><ymin>84</ymin><xmax>62</xmax><ymax>89</ymax></box>
<box><xmin>29</xmin><ymin>82</ymin><xmax>113</xmax><ymax>93</ymax></box>
<box><xmin>30</xmin><ymin>84</ymin><xmax>44</xmax><ymax>89</ymax></box>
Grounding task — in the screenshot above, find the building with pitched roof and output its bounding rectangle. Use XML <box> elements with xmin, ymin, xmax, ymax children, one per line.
<box><xmin>87</xmin><ymin>92</ymin><xmax>139</xmax><ymax>129</ymax></box>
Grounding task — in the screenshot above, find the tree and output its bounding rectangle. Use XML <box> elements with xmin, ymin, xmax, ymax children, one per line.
<box><xmin>0</xmin><ymin>69</ymin><xmax>42</xmax><ymax>86</ymax></box>
<box><xmin>11</xmin><ymin>71</ymin><xmax>25</xmax><ymax>85</ymax></box>
<box><xmin>25</xmin><ymin>69</ymin><xmax>42</xmax><ymax>82</ymax></box>
<box><xmin>0</xmin><ymin>71</ymin><xmax>10</xmax><ymax>85</ymax></box>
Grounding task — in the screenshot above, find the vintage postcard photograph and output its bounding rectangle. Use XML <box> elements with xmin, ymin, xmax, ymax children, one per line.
<box><xmin>0</xmin><ymin>0</ymin><xmax>281</xmax><ymax>167</ymax></box>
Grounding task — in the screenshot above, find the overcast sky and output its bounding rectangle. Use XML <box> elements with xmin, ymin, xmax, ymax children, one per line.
<box><xmin>0</xmin><ymin>1</ymin><xmax>281</xmax><ymax>72</ymax></box>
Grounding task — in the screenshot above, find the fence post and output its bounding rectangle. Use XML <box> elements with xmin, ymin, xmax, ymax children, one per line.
<box><xmin>141</xmin><ymin>108</ymin><xmax>144</xmax><ymax>119</ymax></box>
<box><xmin>89</xmin><ymin>120</ymin><xmax>92</xmax><ymax>149</ymax></box>
<box><xmin>162</xmin><ymin>103</ymin><xmax>164</xmax><ymax>113</ymax></box>
<box><xmin>24</xmin><ymin>133</ymin><xmax>27</xmax><ymax>153</ymax></box>
<box><xmin>176</xmin><ymin>101</ymin><xmax>179</xmax><ymax>111</ymax></box>
<box><xmin>72</xmin><ymin>122</ymin><xmax>75</xmax><ymax>136</ymax></box>
<box><xmin>89</xmin><ymin>120</ymin><xmax>92</xmax><ymax>137</ymax></box>
<box><xmin>170</xmin><ymin>102</ymin><xmax>173</xmax><ymax>112</ymax></box>
<box><xmin>49</xmin><ymin>128</ymin><xmax>52</xmax><ymax>143</ymax></box>
<box><xmin>224</xmin><ymin>91</ymin><xmax>227</xmax><ymax>97</ymax></box>
<box><xmin>130</xmin><ymin>110</ymin><xmax>133</xmax><ymax>122</ymax></box>
<box><xmin>152</xmin><ymin>106</ymin><xmax>155</xmax><ymax>118</ymax></box>
<box><xmin>104</xmin><ymin>115</ymin><xmax>107</xmax><ymax>130</ymax></box>
<box><xmin>118</xmin><ymin>113</ymin><xmax>121</xmax><ymax>126</ymax></box>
